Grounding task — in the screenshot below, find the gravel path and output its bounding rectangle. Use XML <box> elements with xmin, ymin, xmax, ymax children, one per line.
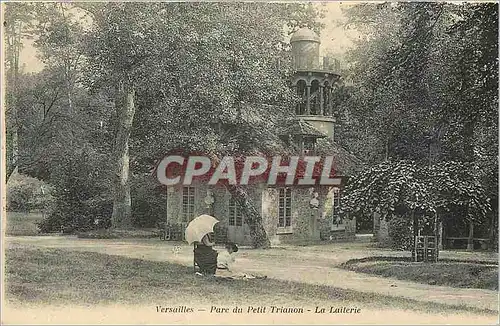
<box><xmin>6</xmin><ymin>236</ymin><xmax>499</xmax><ymax>313</ymax></box>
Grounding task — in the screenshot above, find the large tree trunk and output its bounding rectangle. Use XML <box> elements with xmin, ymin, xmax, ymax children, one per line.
<box><xmin>437</xmin><ymin>216</ymin><xmax>443</xmax><ymax>250</ymax></box>
<box><xmin>111</xmin><ymin>80</ymin><xmax>135</xmax><ymax>228</ymax></box>
<box><xmin>225</xmin><ymin>184</ymin><xmax>271</xmax><ymax>249</ymax></box>
<box><xmin>488</xmin><ymin>207</ymin><xmax>497</xmax><ymax>250</ymax></box>
<box><xmin>6</xmin><ymin>21</ymin><xmax>21</xmax><ymax>183</ymax></box>
<box><xmin>411</xmin><ymin>210</ymin><xmax>418</xmax><ymax>260</ymax></box>
<box><xmin>467</xmin><ymin>220</ymin><xmax>474</xmax><ymax>251</ymax></box>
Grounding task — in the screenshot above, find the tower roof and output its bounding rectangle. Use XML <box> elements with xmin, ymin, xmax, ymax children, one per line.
<box><xmin>290</xmin><ymin>27</ymin><xmax>320</xmax><ymax>44</ymax></box>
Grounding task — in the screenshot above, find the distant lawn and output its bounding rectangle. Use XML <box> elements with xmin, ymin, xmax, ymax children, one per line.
<box><xmin>341</xmin><ymin>257</ymin><xmax>498</xmax><ymax>290</ymax></box>
<box><xmin>76</xmin><ymin>228</ymin><xmax>159</xmax><ymax>239</ymax></box>
<box><xmin>6</xmin><ymin>211</ymin><xmax>45</xmax><ymax>236</ymax></box>
<box><xmin>4</xmin><ymin>247</ymin><xmax>497</xmax><ymax>316</ymax></box>
<box><xmin>5</xmin><ymin>211</ymin><xmax>159</xmax><ymax>239</ymax></box>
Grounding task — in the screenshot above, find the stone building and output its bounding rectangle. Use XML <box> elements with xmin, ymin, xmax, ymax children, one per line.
<box><xmin>165</xmin><ymin>28</ymin><xmax>360</xmax><ymax>246</ymax></box>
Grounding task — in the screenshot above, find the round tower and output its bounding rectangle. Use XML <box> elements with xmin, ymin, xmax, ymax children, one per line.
<box><xmin>290</xmin><ymin>27</ymin><xmax>321</xmax><ymax>70</ymax></box>
<box><xmin>289</xmin><ymin>27</ymin><xmax>341</xmax><ymax>140</ymax></box>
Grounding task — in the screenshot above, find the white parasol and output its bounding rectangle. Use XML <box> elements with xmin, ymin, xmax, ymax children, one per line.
<box><xmin>184</xmin><ymin>214</ymin><xmax>219</xmax><ymax>245</ymax></box>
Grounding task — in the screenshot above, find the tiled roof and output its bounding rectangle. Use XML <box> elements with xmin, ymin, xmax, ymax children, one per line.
<box><xmin>280</xmin><ymin>119</ymin><xmax>327</xmax><ymax>138</ymax></box>
<box><xmin>316</xmin><ymin>138</ymin><xmax>365</xmax><ymax>176</ymax></box>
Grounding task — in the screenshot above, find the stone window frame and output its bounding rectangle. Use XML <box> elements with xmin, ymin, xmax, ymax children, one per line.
<box><xmin>228</xmin><ymin>196</ymin><xmax>244</xmax><ymax>227</ymax></box>
<box><xmin>277</xmin><ymin>187</ymin><xmax>293</xmax><ymax>234</ymax></box>
<box><xmin>182</xmin><ymin>186</ymin><xmax>195</xmax><ymax>222</ymax></box>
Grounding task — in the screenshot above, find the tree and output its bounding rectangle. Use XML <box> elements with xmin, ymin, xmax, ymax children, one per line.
<box><xmin>339</xmin><ymin>3</ymin><xmax>497</xmax><ymax>165</ymax></box>
<box><xmin>81</xmin><ymin>3</ymin><xmax>322</xmax><ymax>246</ymax></box>
<box><xmin>338</xmin><ymin>2</ymin><xmax>498</xmax><ymax>245</ymax></box>
<box><xmin>8</xmin><ymin>2</ymin><xmax>323</xmax><ymax>245</ymax></box>
<box><xmin>81</xmin><ymin>3</ymin><xmax>174</xmax><ymax>228</ymax></box>
<box><xmin>34</xmin><ymin>3</ymin><xmax>85</xmax><ymax>119</ymax></box>
<box><xmin>4</xmin><ymin>2</ymin><xmax>36</xmax><ymax>180</ymax></box>
<box><xmin>342</xmin><ymin>160</ymin><xmax>491</xmax><ymax>251</ymax></box>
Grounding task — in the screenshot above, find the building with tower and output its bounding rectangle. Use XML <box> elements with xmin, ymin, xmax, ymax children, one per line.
<box><xmin>165</xmin><ymin>27</ymin><xmax>361</xmax><ymax>245</ymax></box>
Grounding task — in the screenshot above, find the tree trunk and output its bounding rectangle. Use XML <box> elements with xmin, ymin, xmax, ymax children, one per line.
<box><xmin>384</xmin><ymin>136</ymin><xmax>389</xmax><ymax>161</ymax></box>
<box><xmin>488</xmin><ymin>208</ymin><xmax>497</xmax><ymax>250</ymax></box>
<box><xmin>378</xmin><ymin>215</ymin><xmax>390</xmax><ymax>245</ymax></box>
<box><xmin>411</xmin><ymin>210</ymin><xmax>417</xmax><ymax>260</ymax></box>
<box><xmin>225</xmin><ymin>184</ymin><xmax>271</xmax><ymax>249</ymax></box>
<box><xmin>433</xmin><ymin>212</ymin><xmax>439</xmax><ymax>260</ymax></box>
<box><xmin>437</xmin><ymin>217</ymin><xmax>443</xmax><ymax>250</ymax></box>
<box><xmin>467</xmin><ymin>220</ymin><xmax>474</xmax><ymax>251</ymax></box>
<box><xmin>6</xmin><ymin>21</ymin><xmax>21</xmax><ymax>182</ymax></box>
<box><xmin>111</xmin><ymin>80</ymin><xmax>135</xmax><ymax>229</ymax></box>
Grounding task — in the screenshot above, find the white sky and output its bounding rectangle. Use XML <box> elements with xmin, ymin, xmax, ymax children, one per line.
<box><xmin>318</xmin><ymin>2</ymin><xmax>360</xmax><ymax>57</ymax></box>
<box><xmin>19</xmin><ymin>2</ymin><xmax>359</xmax><ymax>73</ymax></box>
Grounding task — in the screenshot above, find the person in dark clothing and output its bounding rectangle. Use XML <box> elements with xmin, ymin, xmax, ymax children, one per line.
<box><xmin>194</xmin><ymin>233</ymin><xmax>218</xmax><ymax>276</ymax></box>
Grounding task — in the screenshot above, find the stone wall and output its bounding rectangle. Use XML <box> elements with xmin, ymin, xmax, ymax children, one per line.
<box><xmin>167</xmin><ymin>183</ymin><xmax>355</xmax><ymax>246</ymax></box>
<box><xmin>262</xmin><ymin>186</ymin><xmax>328</xmax><ymax>245</ymax></box>
<box><xmin>166</xmin><ymin>186</ymin><xmax>181</xmax><ymax>224</ymax></box>
<box><xmin>166</xmin><ymin>183</ymin><xmax>259</xmax><ymax>246</ymax></box>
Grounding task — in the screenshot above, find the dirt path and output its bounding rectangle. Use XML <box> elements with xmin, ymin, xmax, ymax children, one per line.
<box><xmin>6</xmin><ymin>236</ymin><xmax>499</xmax><ymax>313</ymax></box>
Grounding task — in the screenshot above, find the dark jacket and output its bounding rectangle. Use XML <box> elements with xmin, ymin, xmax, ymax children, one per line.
<box><xmin>194</xmin><ymin>243</ymin><xmax>218</xmax><ymax>275</ymax></box>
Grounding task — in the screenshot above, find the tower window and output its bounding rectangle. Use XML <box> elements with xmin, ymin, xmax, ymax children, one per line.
<box><xmin>296</xmin><ymin>80</ymin><xmax>306</xmax><ymax>115</ymax></box>
<box><xmin>323</xmin><ymin>81</ymin><xmax>330</xmax><ymax>115</ymax></box>
<box><xmin>310</xmin><ymin>80</ymin><xmax>320</xmax><ymax>115</ymax></box>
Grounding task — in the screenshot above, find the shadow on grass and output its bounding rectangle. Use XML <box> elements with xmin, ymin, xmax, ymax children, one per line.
<box><xmin>341</xmin><ymin>256</ymin><xmax>498</xmax><ymax>291</ymax></box>
<box><xmin>5</xmin><ymin>247</ymin><xmax>497</xmax><ymax>316</ymax></box>
<box><xmin>342</xmin><ymin>256</ymin><xmax>498</xmax><ymax>266</ymax></box>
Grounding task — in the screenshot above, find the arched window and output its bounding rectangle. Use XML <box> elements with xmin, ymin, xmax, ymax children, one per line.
<box><xmin>310</xmin><ymin>80</ymin><xmax>320</xmax><ymax>115</ymax></box>
<box><xmin>323</xmin><ymin>81</ymin><xmax>330</xmax><ymax>115</ymax></box>
<box><xmin>296</xmin><ymin>80</ymin><xmax>306</xmax><ymax>115</ymax></box>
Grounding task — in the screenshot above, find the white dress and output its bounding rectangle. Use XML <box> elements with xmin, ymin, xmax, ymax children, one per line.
<box><xmin>217</xmin><ymin>251</ymin><xmax>235</xmax><ymax>270</ymax></box>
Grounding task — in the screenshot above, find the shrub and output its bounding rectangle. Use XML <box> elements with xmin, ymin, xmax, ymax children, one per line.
<box><xmin>388</xmin><ymin>216</ymin><xmax>413</xmax><ymax>251</ymax></box>
<box><xmin>37</xmin><ymin>149</ymin><xmax>112</xmax><ymax>234</ymax></box>
<box><xmin>37</xmin><ymin>196</ymin><xmax>112</xmax><ymax>234</ymax></box>
<box><xmin>131</xmin><ymin>175</ymin><xmax>166</xmax><ymax>228</ymax></box>
<box><xmin>6</xmin><ymin>174</ymin><xmax>54</xmax><ymax>212</ymax></box>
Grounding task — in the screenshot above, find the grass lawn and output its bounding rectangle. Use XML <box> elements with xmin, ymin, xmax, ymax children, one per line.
<box><xmin>5</xmin><ymin>211</ymin><xmax>45</xmax><ymax>236</ymax></box>
<box><xmin>341</xmin><ymin>257</ymin><xmax>498</xmax><ymax>290</ymax></box>
<box><xmin>4</xmin><ymin>247</ymin><xmax>497</xmax><ymax>317</ymax></box>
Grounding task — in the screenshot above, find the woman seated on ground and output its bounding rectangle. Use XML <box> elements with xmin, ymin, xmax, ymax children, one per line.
<box><xmin>194</xmin><ymin>233</ymin><xmax>218</xmax><ymax>276</ymax></box>
<box><xmin>215</xmin><ymin>242</ymin><xmax>266</xmax><ymax>280</ymax></box>
<box><xmin>217</xmin><ymin>242</ymin><xmax>238</xmax><ymax>271</ymax></box>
